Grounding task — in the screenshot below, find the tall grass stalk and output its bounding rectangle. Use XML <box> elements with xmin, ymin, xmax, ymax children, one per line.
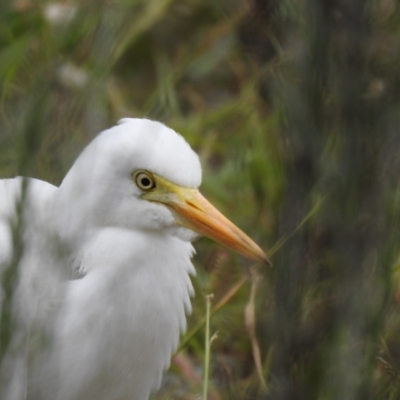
<box><xmin>202</xmin><ymin>294</ymin><xmax>214</xmax><ymax>400</ymax></box>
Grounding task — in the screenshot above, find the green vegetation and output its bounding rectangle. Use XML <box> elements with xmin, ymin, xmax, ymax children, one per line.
<box><xmin>1</xmin><ymin>0</ymin><xmax>400</xmax><ymax>399</ymax></box>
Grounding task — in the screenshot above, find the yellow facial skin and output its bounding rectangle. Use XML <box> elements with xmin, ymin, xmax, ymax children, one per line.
<box><xmin>137</xmin><ymin>171</ymin><xmax>271</xmax><ymax>266</ymax></box>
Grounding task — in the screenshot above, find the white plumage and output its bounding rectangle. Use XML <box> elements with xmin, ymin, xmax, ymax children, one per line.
<box><xmin>0</xmin><ymin>118</ymin><xmax>268</xmax><ymax>400</ymax></box>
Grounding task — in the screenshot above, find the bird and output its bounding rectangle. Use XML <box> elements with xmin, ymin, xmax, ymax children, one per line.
<box><xmin>0</xmin><ymin>118</ymin><xmax>269</xmax><ymax>400</ymax></box>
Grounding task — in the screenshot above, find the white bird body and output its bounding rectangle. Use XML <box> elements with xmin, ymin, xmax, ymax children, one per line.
<box><xmin>34</xmin><ymin>230</ymin><xmax>194</xmax><ymax>400</ymax></box>
<box><xmin>0</xmin><ymin>118</ymin><xmax>268</xmax><ymax>400</ymax></box>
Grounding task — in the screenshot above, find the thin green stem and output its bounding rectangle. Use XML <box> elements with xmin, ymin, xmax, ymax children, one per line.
<box><xmin>202</xmin><ymin>294</ymin><xmax>213</xmax><ymax>400</ymax></box>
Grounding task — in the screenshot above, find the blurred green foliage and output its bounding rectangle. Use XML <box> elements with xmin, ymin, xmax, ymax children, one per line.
<box><xmin>1</xmin><ymin>0</ymin><xmax>400</xmax><ymax>399</ymax></box>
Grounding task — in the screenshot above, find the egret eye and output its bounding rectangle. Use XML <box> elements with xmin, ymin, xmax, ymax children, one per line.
<box><xmin>134</xmin><ymin>171</ymin><xmax>156</xmax><ymax>191</ymax></box>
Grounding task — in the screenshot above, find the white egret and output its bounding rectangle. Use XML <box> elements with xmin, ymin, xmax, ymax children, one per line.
<box><xmin>0</xmin><ymin>118</ymin><xmax>269</xmax><ymax>400</ymax></box>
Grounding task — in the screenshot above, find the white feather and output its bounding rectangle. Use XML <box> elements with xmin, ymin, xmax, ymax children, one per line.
<box><xmin>0</xmin><ymin>119</ymin><xmax>201</xmax><ymax>400</ymax></box>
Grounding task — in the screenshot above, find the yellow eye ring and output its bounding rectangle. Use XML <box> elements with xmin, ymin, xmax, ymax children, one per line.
<box><xmin>134</xmin><ymin>171</ymin><xmax>156</xmax><ymax>191</ymax></box>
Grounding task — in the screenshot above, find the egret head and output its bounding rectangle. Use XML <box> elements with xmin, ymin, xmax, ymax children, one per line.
<box><xmin>59</xmin><ymin>118</ymin><xmax>269</xmax><ymax>265</ymax></box>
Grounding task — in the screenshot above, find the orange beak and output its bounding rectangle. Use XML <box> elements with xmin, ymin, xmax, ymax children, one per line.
<box><xmin>142</xmin><ymin>174</ymin><xmax>271</xmax><ymax>266</ymax></box>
